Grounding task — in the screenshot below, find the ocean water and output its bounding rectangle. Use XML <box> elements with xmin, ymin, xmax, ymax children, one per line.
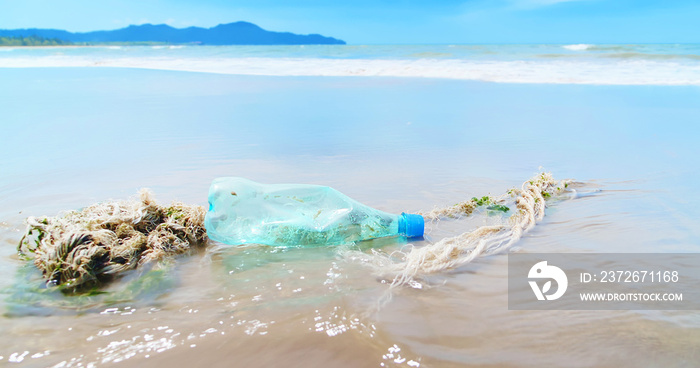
<box><xmin>1</xmin><ymin>43</ymin><xmax>700</xmax><ymax>84</ymax></box>
<box><xmin>1</xmin><ymin>45</ymin><xmax>700</xmax><ymax>367</ymax></box>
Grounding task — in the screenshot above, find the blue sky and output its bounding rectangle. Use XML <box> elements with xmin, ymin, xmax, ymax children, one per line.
<box><xmin>1</xmin><ymin>0</ymin><xmax>698</xmax><ymax>44</ymax></box>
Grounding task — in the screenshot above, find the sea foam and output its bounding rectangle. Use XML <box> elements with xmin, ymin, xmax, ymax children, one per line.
<box><xmin>1</xmin><ymin>52</ymin><xmax>700</xmax><ymax>85</ymax></box>
<box><xmin>563</xmin><ymin>44</ymin><xmax>592</xmax><ymax>51</ymax></box>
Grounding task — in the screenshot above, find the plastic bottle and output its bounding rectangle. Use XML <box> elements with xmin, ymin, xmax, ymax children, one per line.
<box><xmin>204</xmin><ymin>177</ymin><xmax>424</xmax><ymax>247</ymax></box>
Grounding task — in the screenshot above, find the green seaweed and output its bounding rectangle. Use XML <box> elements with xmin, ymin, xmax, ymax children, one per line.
<box><xmin>487</xmin><ymin>204</ymin><xmax>510</xmax><ymax>213</ymax></box>
<box><xmin>470</xmin><ymin>196</ymin><xmax>510</xmax><ymax>213</ymax></box>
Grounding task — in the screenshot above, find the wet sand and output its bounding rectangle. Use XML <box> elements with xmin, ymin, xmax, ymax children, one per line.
<box><xmin>1</xmin><ymin>68</ymin><xmax>699</xmax><ymax>367</ymax></box>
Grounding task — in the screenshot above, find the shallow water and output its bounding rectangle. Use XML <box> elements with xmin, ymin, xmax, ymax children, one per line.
<box><xmin>1</xmin><ymin>67</ymin><xmax>699</xmax><ymax>367</ymax></box>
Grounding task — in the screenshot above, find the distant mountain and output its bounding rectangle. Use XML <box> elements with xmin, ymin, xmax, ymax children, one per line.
<box><xmin>0</xmin><ymin>22</ymin><xmax>346</xmax><ymax>45</ymax></box>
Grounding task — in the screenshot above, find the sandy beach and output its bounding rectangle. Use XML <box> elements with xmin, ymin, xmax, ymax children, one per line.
<box><xmin>1</xmin><ymin>65</ymin><xmax>699</xmax><ymax>366</ymax></box>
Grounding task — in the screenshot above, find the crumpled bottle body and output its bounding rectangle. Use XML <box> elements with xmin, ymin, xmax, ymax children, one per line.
<box><xmin>205</xmin><ymin>177</ymin><xmax>409</xmax><ymax>247</ymax></box>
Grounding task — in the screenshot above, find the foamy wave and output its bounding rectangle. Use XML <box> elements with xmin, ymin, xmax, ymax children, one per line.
<box><xmin>152</xmin><ymin>45</ymin><xmax>185</xmax><ymax>50</ymax></box>
<box><xmin>563</xmin><ymin>44</ymin><xmax>592</xmax><ymax>51</ymax></box>
<box><xmin>1</xmin><ymin>56</ymin><xmax>700</xmax><ymax>85</ymax></box>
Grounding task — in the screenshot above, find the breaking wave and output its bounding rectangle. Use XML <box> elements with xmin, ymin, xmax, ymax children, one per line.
<box><xmin>1</xmin><ymin>44</ymin><xmax>700</xmax><ymax>85</ymax></box>
<box><xmin>563</xmin><ymin>44</ymin><xmax>592</xmax><ymax>51</ymax></box>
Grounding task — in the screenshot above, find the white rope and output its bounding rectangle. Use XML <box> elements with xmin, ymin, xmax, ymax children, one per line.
<box><xmin>342</xmin><ymin>172</ymin><xmax>572</xmax><ymax>289</ymax></box>
<box><xmin>19</xmin><ymin>172</ymin><xmax>572</xmax><ymax>293</ymax></box>
<box><xmin>18</xmin><ymin>189</ymin><xmax>207</xmax><ymax>290</ymax></box>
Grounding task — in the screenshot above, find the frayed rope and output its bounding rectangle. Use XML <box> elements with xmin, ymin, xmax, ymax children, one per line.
<box><xmin>18</xmin><ymin>189</ymin><xmax>207</xmax><ymax>292</ymax></box>
<box><xmin>341</xmin><ymin>172</ymin><xmax>574</xmax><ymax>289</ymax></box>
<box><xmin>18</xmin><ymin>172</ymin><xmax>573</xmax><ymax>293</ymax></box>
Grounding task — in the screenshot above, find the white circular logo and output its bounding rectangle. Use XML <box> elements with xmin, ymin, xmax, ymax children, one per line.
<box><xmin>528</xmin><ymin>261</ymin><xmax>568</xmax><ymax>301</ymax></box>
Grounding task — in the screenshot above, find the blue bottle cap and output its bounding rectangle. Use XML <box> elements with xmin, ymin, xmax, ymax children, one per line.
<box><xmin>399</xmin><ymin>213</ymin><xmax>424</xmax><ymax>238</ymax></box>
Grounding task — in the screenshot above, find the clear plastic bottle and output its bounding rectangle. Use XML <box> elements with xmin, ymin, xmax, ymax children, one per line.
<box><xmin>204</xmin><ymin>177</ymin><xmax>424</xmax><ymax>247</ymax></box>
